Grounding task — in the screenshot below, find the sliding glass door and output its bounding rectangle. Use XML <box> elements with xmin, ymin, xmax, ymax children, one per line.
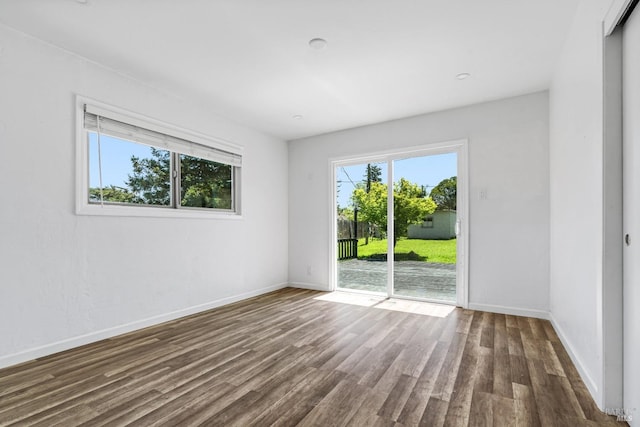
<box><xmin>392</xmin><ymin>154</ymin><xmax>457</xmax><ymax>303</ymax></box>
<box><xmin>334</xmin><ymin>144</ymin><xmax>465</xmax><ymax>305</ymax></box>
<box><xmin>336</xmin><ymin>161</ymin><xmax>388</xmax><ymax>294</ymax></box>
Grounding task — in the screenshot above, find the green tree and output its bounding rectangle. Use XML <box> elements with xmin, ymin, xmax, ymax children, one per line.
<box><xmin>363</xmin><ymin>164</ymin><xmax>382</xmax><ymax>192</ymax></box>
<box><xmin>124</xmin><ymin>150</ymin><xmax>232</xmax><ymax>208</ymax></box>
<box><xmin>180</xmin><ymin>154</ymin><xmax>232</xmax><ymax>209</ymax></box>
<box><xmin>352</xmin><ymin>178</ymin><xmax>436</xmax><ymax>246</ymax></box>
<box><xmin>127</xmin><ymin>148</ymin><xmax>171</xmax><ymax>205</ymax></box>
<box><xmin>394</xmin><ymin>178</ymin><xmax>437</xmax><ymax>240</ymax></box>
<box><xmin>337</xmin><ymin>206</ymin><xmax>355</xmax><ymax>221</ymax></box>
<box><xmin>430</xmin><ymin>176</ymin><xmax>457</xmax><ymax>211</ymax></box>
<box><xmin>361</xmin><ymin>164</ymin><xmax>383</xmax><ymax>244</ymax></box>
<box><xmin>352</xmin><ymin>181</ymin><xmax>387</xmax><ymax>236</ymax></box>
<box><xmin>89</xmin><ymin>185</ymin><xmax>136</xmax><ymax>203</ymax></box>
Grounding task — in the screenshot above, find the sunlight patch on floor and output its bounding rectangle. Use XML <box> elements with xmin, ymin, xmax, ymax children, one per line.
<box><xmin>313</xmin><ymin>291</ymin><xmax>455</xmax><ymax>317</ymax></box>
<box><xmin>314</xmin><ymin>291</ymin><xmax>386</xmax><ymax>307</ymax></box>
<box><xmin>376</xmin><ymin>298</ymin><xmax>455</xmax><ymax>317</ymax></box>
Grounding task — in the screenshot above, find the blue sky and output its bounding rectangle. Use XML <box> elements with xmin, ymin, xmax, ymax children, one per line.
<box><xmin>88</xmin><ymin>133</ymin><xmax>163</xmax><ymax>189</ymax></box>
<box><xmin>336</xmin><ymin>152</ymin><xmax>457</xmax><ymax>208</ymax></box>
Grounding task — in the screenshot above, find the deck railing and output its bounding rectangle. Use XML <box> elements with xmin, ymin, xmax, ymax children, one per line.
<box><xmin>337</xmin><ymin>238</ymin><xmax>358</xmax><ymax>260</ymax></box>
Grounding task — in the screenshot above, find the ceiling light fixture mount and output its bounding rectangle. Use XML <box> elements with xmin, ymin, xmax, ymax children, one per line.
<box><xmin>293</xmin><ymin>115</ymin><xmax>303</xmax><ymax>120</ymax></box>
<box><xmin>309</xmin><ymin>38</ymin><xmax>328</xmax><ymax>50</ymax></box>
<box><xmin>456</xmin><ymin>72</ymin><xmax>471</xmax><ymax>80</ymax></box>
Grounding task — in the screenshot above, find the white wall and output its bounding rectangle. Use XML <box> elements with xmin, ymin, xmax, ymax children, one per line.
<box><xmin>0</xmin><ymin>25</ymin><xmax>289</xmax><ymax>368</ymax></box>
<box><xmin>549</xmin><ymin>0</ymin><xmax>615</xmax><ymax>408</ymax></box>
<box><xmin>289</xmin><ymin>92</ymin><xmax>550</xmax><ymax>316</ymax></box>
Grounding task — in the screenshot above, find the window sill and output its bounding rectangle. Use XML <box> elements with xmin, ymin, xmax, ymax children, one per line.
<box><xmin>76</xmin><ymin>203</ymin><xmax>243</xmax><ymax>220</ymax></box>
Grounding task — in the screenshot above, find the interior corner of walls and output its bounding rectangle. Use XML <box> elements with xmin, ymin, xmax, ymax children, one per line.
<box><xmin>549</xmin><ymin>312</ymin><xmax>602</xmax><ymax>408</ymax></box>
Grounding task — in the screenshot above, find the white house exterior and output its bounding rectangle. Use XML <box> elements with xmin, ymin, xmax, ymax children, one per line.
<box><xmin>408</xmin><ymin>210</ymin><xmax>456</xmax><ymax>240</ymax></box>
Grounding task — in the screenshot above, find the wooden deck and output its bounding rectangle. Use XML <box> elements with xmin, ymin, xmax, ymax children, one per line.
<box><xmin>0</xmin><ymin>288</ymin><xmax>623</xmax><ymax>426</ymax></box>
<box><xmin>338</xmin><ymin>260</ymin><xmax>456</xmax><ymax>302</ymax></box>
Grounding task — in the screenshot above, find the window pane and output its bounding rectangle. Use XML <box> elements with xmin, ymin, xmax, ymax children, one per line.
<box><xmin>180</xmin><ymin>154</ymin><xmax>233</xmax><ymax>210</ymax></box>
<box><xmin>88</xmin><ymin>132</ymin><xmax>171</xmax><ymax>206</ymax></box>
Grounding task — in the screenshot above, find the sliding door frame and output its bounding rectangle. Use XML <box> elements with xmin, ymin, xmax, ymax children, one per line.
<box><xmin>329</xmin><ymin>138</ymin><xmax>469</xmax><ymax>308</ymax></box>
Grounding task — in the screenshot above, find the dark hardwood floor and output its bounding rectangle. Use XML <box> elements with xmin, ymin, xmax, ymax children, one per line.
<box><xmin>0</xmin><ymin>288</ymin><xmax>624</xmax><ymax>426</ymax></box>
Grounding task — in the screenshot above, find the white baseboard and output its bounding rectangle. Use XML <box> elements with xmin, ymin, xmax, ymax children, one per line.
<box><xmin>549</xmin><ymin>312</ymin><xmax>600</xmax><ymax>406</ymax></box>
<box><xmin>289</xmin><ymin>281</ymin><xmax>331</xmax><ymax>292</ymax></box>
<box><xmin>0</xmin><ymin>282</ymin><xmax>288</xmax><ymax>370</ymax></box>
<box><xmin>467</xmin><ymin>302</ymin><xmax>550</xmax><ymax>320</ymax></box>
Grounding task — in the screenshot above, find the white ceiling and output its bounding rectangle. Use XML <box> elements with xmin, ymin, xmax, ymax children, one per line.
<box><xmin>0</xmin><ymin>0</ymin><xmax>581</xmax><ymax>140</ymax></box>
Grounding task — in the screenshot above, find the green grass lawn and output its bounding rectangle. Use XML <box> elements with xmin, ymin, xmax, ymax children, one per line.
<box><xmin>356</xmin><ymin>237</ymin><xmax>456</xmax><ymax>264</ymax></box>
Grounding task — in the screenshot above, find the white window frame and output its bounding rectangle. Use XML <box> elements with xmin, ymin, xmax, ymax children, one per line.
<box><xmin>75</xmin><ymin>96</ymin><xmax>243</xmax><ymax>219</ymax></box>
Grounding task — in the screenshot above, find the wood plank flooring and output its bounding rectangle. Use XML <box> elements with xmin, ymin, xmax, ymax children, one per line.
<box><xmin>0</xmin><ymin>288</ymin><xmax>624</xmax><ymax>426</ymax></box>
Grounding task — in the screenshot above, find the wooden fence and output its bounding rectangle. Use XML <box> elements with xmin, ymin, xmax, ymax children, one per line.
<box><xmin>337</xmin><ymin>219</ymin><xmax>380</xmax><ymax>239</ymax></box>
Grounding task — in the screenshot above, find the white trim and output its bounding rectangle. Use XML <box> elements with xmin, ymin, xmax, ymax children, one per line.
<box><xmin>329</xmin><ymin>139</ymin><xmax>468</xmax><ymax>166</ymax></box>
<box><xmin>76</xmin><ymin>203</ymin><xmax>245</xmax><ymax>220</ymax></box>
<box><xmin>75</xmin><ymin>95</ymin><xmax>243</xmax><ymax>219</ymax></box>
<box><xmin>76</xmin><ymin>96</ymin><xmax>89</xmax><ymax>215</ymax></box>
<box><xmin>605</xmin><ymin>0</ymin><xmax>636</xmax><ymax>36</ymax></box>
<box><xmin>290</xmin><ymin>282</ymin><xmax>332</xmax><ymax>292</ymax></box>
<box><xmin>549</xmin><ymin>312</ymin><xmax>600</xmax><ymax>403</ymax></box>
<box><xmin>0</xmin><ymin>282</ymin><xmax>287</xmax><ymax>370</ymax></box>
<box><xmin>387</xmin><ymin>160</ymin><xmax>395</xmax><ymax>296</ymax></box>
<box><xmin>468</xmin><ymin>303</ymin><xmax>550</xmax><ymax>320</ymax></box>
<box><xmin>457</xmin><ymin>141</ymin><xmax>470</xmax><ymax>309</ymax></box>
<box><xmin>602</xmin><ymin>30</ymin><xmax>624</xmax><ymax>409</ymax></box>
<box><xmin>328</xmin><ymin>163</ymin><xmax>338</xmax><ymax>291</ymax></box>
